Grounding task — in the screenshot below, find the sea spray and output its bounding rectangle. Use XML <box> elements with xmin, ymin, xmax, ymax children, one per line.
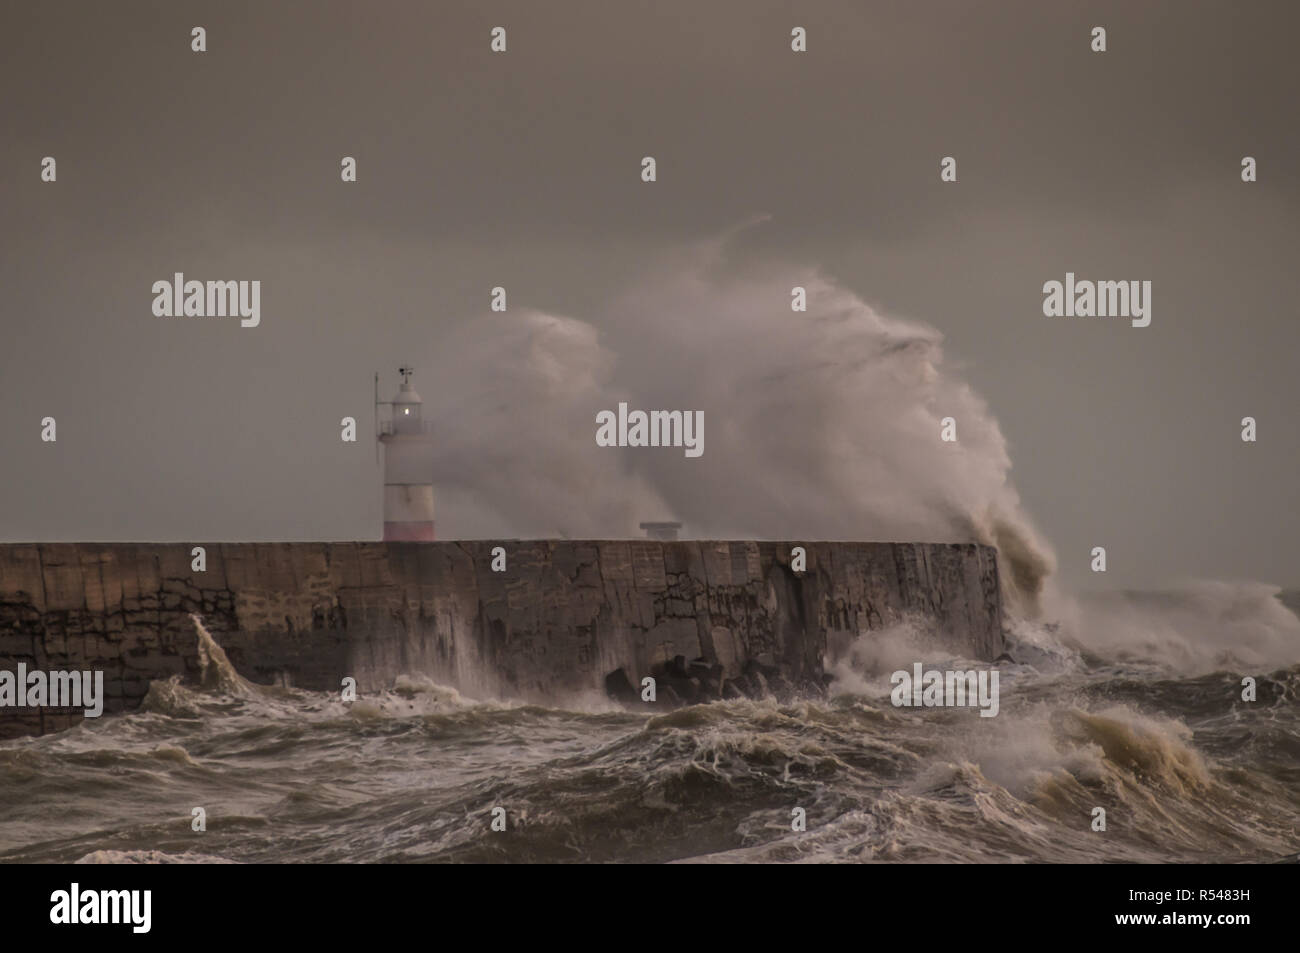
<box><xmin>189</xmin><ymin>613</ymin><xmax>256</xmax><ymax>695</ymax></box>
<box><xmin>1056</xmin><ymin>582</ymin><xmax>1300</xmax><ymax>675</ymax></box>
<box><xmin>420</xmin><ymin>219</ymin><xmax>1056</xmax><ymax>621</ymax></box>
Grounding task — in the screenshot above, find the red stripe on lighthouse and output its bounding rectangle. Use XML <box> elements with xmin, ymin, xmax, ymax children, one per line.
<box><xmin>383</xmin><ymin>522</ymin><xmax>435</xmax><ymax>541</ymax></box>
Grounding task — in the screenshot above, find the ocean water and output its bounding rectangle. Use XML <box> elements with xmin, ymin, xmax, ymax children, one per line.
<box><xmin>0</xmin><ymin>607</ymin><xmax>1297</xmax><ymax>864</ymax></box>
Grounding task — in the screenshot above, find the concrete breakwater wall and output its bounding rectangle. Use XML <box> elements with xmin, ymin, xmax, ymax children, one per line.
<box><xmin>0</xmin><ymin>541</ymin><xmax>1003</xmax><ymax>738</ymax></box>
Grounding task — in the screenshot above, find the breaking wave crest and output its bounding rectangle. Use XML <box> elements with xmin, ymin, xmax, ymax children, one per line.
<box><xmin>191</xmin><ymin>613</ymin><xmax>257</xmax><ymax>696</ymax></box>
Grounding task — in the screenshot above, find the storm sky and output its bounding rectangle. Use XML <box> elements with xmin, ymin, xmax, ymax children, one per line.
<box><xmin>2</xmin><ymin>0</ymin><xmax>1297</xmax><ymax>592</ymax></box>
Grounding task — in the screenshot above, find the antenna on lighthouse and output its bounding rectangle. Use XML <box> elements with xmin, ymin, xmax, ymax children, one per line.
<box><xmin>399</xmin><ymin>365</ymin><xmax>414</xmax><ymax>386</ymax></box>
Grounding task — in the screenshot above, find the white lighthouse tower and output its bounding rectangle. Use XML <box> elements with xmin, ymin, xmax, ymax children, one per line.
<box><xmin>376</xmin><ymin>366</ymin><xmax>436</xmax><ymax>541</ymax></box>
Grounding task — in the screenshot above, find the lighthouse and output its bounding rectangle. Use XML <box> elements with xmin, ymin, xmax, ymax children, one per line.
<box><xmin>376</xmin><ymin>366</ymin><xmax>436</xmax><ymax>540</ymax></box>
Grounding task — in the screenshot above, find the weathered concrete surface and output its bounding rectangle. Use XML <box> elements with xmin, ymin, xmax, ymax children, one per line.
<box><xmin>0</xmin><ymin>541</ymin><xmax>1002</xmax><ymax>737</ymax></box>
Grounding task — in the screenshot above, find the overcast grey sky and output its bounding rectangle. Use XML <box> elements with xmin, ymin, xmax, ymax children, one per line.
<box><xmin>2</xmin><ymin>0</ymin><xmax>1296</xmax><ymax>592</ymax></box>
